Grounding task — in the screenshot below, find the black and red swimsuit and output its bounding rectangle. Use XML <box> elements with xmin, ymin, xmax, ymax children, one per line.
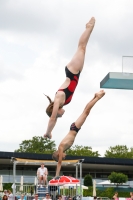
<box><xmin>57</xmin><ymin>66</ymin><xmax>80</xmax><ymax>105</ymax></box>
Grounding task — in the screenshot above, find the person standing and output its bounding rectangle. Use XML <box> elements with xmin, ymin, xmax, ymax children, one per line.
<box><xmin>2</xmin><ymin>195</ymin><xmax>8</xmax><ymax>200</ymax></box>
<box><xmin>7</xmin><ymin>190</ymin><xmax>13</xmax><ymax>200</ymax></box>
<box><xmin>2</xmin><ymin>190</ymin><xmax>8</xmax><ymax>197</ymax></box>
<box><xmin>130</xmin><ymin>192</ymin><xmax>133</xmax><ymax>200</ymax></box>
<box><xmin>33</xmin><ymin>194</ymin><xmax>39</xmax><ymax>200</ymax></box>
<box><xmin>113</xmin><ymin>192</ymin><xmax>119</xmax><ymax>200</ymax></box>
<box><xmin>42</xmin><ymin>193</ymin><xmax>52</xmax><ymax>200</ymax></box>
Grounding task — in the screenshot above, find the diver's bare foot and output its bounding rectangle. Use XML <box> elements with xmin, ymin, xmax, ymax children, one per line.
<box><xmin>86</xmin><ymin>17</ymin><xmax>95</xmax><ymax>29</ymax></box>
<box><xmin>95</xmin><ymin>90</ymin><xmax>105</xmax><ymax>99</ymax></box>
<box><xmin>44</xmin><ymin>133</ymin><xmax>52</xmax><ymax>139</ymax></box>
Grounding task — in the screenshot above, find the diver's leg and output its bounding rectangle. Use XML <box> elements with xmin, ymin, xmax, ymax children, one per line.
<box><xmin>75</xmin><ymin>90</ymin><xmax>105</xmax><ymax>129</ymax></box>
<box><xmin>67</xmin><ymin>17</ymin><xmax>95</xmax><ymax>74</ymax></box>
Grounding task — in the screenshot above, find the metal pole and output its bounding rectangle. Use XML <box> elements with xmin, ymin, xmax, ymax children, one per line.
<box><xmin>122</xmin><ymin>56</ymin><xmax>124</xmax><ymax>73</ymax></box>
<box><xmin>80</xmin><ymin>162</ymin><xmax>82</xmax><ymax>200</ymax></box>
<box><xmin>76</xmin><ymin>163</ymin><xmax>78</xmax><ymax>197</ymax></box>
<box><xmin>13</xmin><ymin>160</ymin><xmax>16</xmax><ymax>199</ymax></box>
<box><xmin>76</xmin><ymin>164</ymin><xmax>78</xmax><ymax>179</ymax></box>
<box><xmin>122</xmin><ymin>56</ymin><xmax>133</xmax><ymax>73</ymax></box>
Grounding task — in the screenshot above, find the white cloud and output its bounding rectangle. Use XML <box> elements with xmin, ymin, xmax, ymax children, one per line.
<box><xmin>0</xmin><ymin>0</ymin><xmax>133</xmax><ymax>156</ymax></box>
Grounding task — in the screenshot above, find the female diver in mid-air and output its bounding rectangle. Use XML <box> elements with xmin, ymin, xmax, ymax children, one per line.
<box><xmin>44</xmin><ymin>17</ymin><xmax>95</xmax><ymax>139</ymax></box>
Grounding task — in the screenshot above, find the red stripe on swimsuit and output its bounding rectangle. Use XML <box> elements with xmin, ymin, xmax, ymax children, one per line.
<box><xmin>58</xmin><ymin>67</ymin><xmax>80</xmax><ymax>106</ymax></box>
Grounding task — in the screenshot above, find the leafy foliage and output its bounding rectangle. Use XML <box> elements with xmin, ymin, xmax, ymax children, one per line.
<box><xmin>84</xmin><ymin>174</ymin><xmax>93</xmax><ymax>186</ymax></box>
<box><xmin>104</xmin><ymin>145</ymin><xmax>133</xmax><ymax>158</ymax></box>
<box><xmin>14</xmin><ymin>136</ymin><xmax>56</xmax><ymax>154</ymax></box>
<box><xmin>15</xmin><ymin>137</ymin><xmax>133</xmax><ymax>159</ymax></box>
<box><xmin>47</xmin><ymin>176</ymin><xmax>53</xmax><ymax>181</ymax></box>
<box><xmin>83</xmin><ymin>187</ymin><xmax>130</xmax><ymax>198</ymax></box>
<box><xmin>66</xmin><ymin>145</ymin><xmax>100</xmax><ymax>156</ymax></box>
<box><xmin>3</xmin><ymin>183</ymin><xmax>12</xmax><ymax>191</ymax></box>
<box><xmin>108</xmin><ymin>172</ymin><xmax>128</xmax><ymax>185</ymax></box>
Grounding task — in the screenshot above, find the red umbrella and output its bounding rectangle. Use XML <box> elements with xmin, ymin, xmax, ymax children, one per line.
<box><xmin>49</xmin><ymin>176</ymin><xmax>80</xmax><ymax>185</ymax></box>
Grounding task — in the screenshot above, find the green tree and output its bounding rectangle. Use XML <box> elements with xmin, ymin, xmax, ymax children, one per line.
<box><xmin>83</xmin><ymin>187</ymin><xmax>130</xmax><ymax>198</ymax></box>
<box><xmin>47</xmin><ymin>176</ymin><xmax>53</xmax><ymax>181</ymax></box>
<box><xmin>3</xmin><ymin>183</ymin><xmax>12</xmax><ymax>191</ymax></box>
<box><xmin>66</xmin><ymin>145</ymin><xmax>100</xmax><ymax>156</ymax></box>
<box><xmin>108</xmin><ymin>172</ymin><xmax>128</xmax><ymax>186</ymax></box>
<box><xmin>104</xmin><ymin>145</ymin><xmax>133</xmax><ymax>158</ymax></box>
<box><xmin>84</xmin><ymin>174</ymin><xmax>93</xmax><ymax>186</ymax></box>
<box><xmin>14</xmin><ymin>136</ymin><xmax>56</xmax><ymax>154</ymax></box>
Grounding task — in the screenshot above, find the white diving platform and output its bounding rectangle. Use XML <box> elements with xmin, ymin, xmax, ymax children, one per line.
<box><xmin>100</xmin><ymin>72</ymin><xmax>133</xmax><ymax>90</ymax></box>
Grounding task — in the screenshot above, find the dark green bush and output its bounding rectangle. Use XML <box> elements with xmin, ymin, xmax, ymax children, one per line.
<box><xmin>3</xmin><ymin>183</ymin><xmax>13</xmax><ymax>192</ymax></box>
<box><xmin>83</xmin><ymin>187</ymin><xmax>130</xmax><ymax>198</ymax></box>
<box><xmin>84</xmin><ymin>174</ymin><xmax>93</xmax><ymax>187</ymax></box>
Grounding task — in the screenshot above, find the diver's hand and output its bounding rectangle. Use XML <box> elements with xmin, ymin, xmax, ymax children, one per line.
<box><xmin>43</xmin><ymin>133</ymin><xmax>52</xmax><ymax>139</ymax></box>
<box><xmin>54</xmin><ymin>176</ymin><xmax>61</xmax><ymax>180</ymax></box>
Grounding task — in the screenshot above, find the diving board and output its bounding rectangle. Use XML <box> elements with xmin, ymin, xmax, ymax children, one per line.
<box><xmin>100</xmin><ymin>72</ymin><xmax>133</xmax><ymax>90</ymax></box>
